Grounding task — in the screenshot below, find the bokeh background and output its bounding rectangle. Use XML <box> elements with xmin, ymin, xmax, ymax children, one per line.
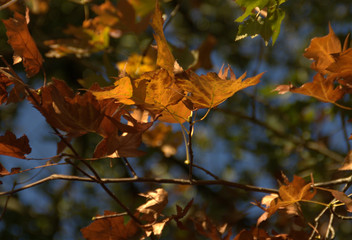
<box><xmin>1</xmin><ymin>0</ymin><xmax>352</xmax><ymax>239</ymax></box>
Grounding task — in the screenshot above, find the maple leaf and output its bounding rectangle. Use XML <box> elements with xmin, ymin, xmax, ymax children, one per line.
<box><xmin>266</xmin><ymin>175</ymin><xmax>316</xmax><ymax>217</ymax></box>
<box><xmin>274</xmin><ymin>73</ymin><xmax>345</xmax><ymax>104</ymax></box>
<box><xmin>175</xmin><ymin>66</ymin><xmax>263</xmax><ymax>109</ymax></box>
<box><xmin>29</xmin><ymin>79</ymin><xmax>106</xmax><ymax>137</ymax></box>
<box><xmin>81</xmin><ymin>211</ymin><xmax>140</xmax><ymax>240</ymax></box>
<box><xmin>142</xmin><ymin>69</ymin><xmax>184</xmax><ymax>112</ymax></box>
<box><xmin>3</xmin><ymin>12</ymin><xmax>43</xmax><ymax>77</ymax></box>
<box><xmin>94</xmin><ymin>132</ymin><xmax>145</xmax><ymax>158</ymax></box>
<box><xmin>303</xmin><ymin>23</ymin><xmax>342</xmax><ymax>74</ymax></box>
<box><xmin>0</xmin><ymin>131</ymin><xmax>31</xmax><ymax>159</ymax></box>
<box><xmin>150</xmin><ymin>2</ymin><xmax>176</xmax><ymax>76</ymax></box>
<box><xmin>326</xmin><ymin>48</ymin><xmax>352</xmax><ymax>88</ymax></box>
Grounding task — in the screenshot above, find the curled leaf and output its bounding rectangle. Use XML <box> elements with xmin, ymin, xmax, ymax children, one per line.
<box><xmin>0</xmin><ymin>131</ymin><xmax>31</xmax><ymax>159</ymax></box>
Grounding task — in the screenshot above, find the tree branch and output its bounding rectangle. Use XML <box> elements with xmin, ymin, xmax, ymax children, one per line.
<box><xmin>0</xmin><ymin>174</ymin><xmax>279</xmax><ymax>197</ymax></box>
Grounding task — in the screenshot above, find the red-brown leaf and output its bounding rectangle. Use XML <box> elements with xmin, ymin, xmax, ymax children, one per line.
<box><xmin>81</xmin><ymin>211</ymin><xmax>139</xmax><ymax>240</ymax></box>
<box><xmin>0</xmin><ymin>131</ymin><xmax>31</xmax><ymax>159</ymax></box>
<box><xmin>3</xmin><ymin>12</ymin><xmax>43</xmax><ymax>77</ymax></box>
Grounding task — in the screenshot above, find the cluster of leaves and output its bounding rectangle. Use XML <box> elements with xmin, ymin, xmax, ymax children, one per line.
<box><xmin>1</xmin><ymin>0</ymin><xmax>352</xmax><ymax>239</ymax></box>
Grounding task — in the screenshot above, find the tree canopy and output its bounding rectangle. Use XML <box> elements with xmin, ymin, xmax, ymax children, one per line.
<box><xmin>1</xmin><ymin>0</ymin><xmax>352</xmax><ymax>239</ymax></box>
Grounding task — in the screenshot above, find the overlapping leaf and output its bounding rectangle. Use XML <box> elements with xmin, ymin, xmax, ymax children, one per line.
<box><xmin>303</xmin><ymin>24</ymin><xmax>342</xmax><ymax>74</ymax></box>
<box><xmin>274</xmin><ymin>73</ymin><xmax>345</xmax><ymax>104</ymax></box>
<box><xmin>0</xmin><ymin>131</ymin><xmax>31</xmax><ymax>159</ymax></box>
<box><xmin>265</xmin><ymin>175</ymin><xmax>316</xmax><ymax>217</ymax></box>
<box><xmin>175</xmin><ymin>67</ymin><xmax>262</xmax><ymax>109</ymax></box>
<box><xmin>3</xmin><ymin>12</ymin><xmax>43</xmax><ymax>77</ymax></box>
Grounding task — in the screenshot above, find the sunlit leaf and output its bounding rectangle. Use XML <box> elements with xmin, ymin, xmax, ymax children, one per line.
<box><xmin>175</xmin><ymin>66</ymin><xmax>262</xmax><ymax>109</ymax></box>
<box><xmin>303</xmin><ymin>23</ymin><xmax>341</xmax><ymax>74</ymax></box>
<box><xmin>3</xmin><ymin>12</ymin><xmax>43</xmax><ymax>77</ymax></box>
<box><xmin>274</xmin><ymin>73</ymin><xmax>345</xmax><ymax>104</ymax></box>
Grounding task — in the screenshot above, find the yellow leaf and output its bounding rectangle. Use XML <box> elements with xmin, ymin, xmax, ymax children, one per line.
<box><xmin>175</xmin><ymin>67</ymin><xmax>263</xmax><ymax>109</ymax></box>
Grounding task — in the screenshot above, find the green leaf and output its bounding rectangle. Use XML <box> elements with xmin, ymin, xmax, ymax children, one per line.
<box><xmin>235</xmin><ymin>0</ymin><xmax>270</xmax><ymax>22</ymax></box>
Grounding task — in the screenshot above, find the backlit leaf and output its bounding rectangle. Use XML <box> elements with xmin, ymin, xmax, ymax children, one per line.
<box><xmin>175</xmin><ymin>66</ymin><xmax>262</xmax><ymax>109</ymax></box>
<box><xmin>150</xmin><ymin>2</ymin><xmax>175</xmax><ymax>76</ymax></box>
<box><xmin>303</xmin><ymin>23</ymin><xmax>341</xmax><ymax>74</ymax></box>
<box><xmin>274</xmin><ymin>73</ymin><xmax>345</xmax><ymax>104</ymax></box>
<box><xmin>0</xmin><ymin>131</ymin><xmax>31</xmax><ymax>159</ymax></box>
<box><xmin>3</xmin><ymin>12</ymin><xmax>43</xmax><ymax>77</ymax></box>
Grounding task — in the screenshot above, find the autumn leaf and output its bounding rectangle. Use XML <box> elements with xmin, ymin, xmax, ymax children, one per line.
<box><xmin>29</xmin><ymin>79</ymin><xmax>106</xmax><ymax>137</ymax></box>
<box><xmin>303</xmin><ymin>24</ymin><xmax>341</xmax><ymax>75</ymax></box>
<box><xmin>175</xmin><ymin>66</ymin><xmax>262</xmax><ymax>109</ymax></box>
<box><xmin>0</xmin><ymin>73</ymin><xmax>13</xmax><ymax>105</ymax></box>
<box><xmin>326</xmin><ymin>48</ymin><xmax>352</xmax><ymax>88</ymax></box>
<box><xmin>266</xmin><ymin>175</ymin><xmax>316</xmax><ymax>216</ymax></box>
<box><xmin>116</xmin><ymin>51</ymin><xmax>157</xmax><ymax>78</ymax></box>
<box><xmin>150</xmin><ymin>2</ymin><xmax>175</xmax><ymax>76</ymax></box>
<box><xmin>316</xmin><ymin>187</ymin><xmax>352</xmax><ymax>213</ymax></box>
<box><xmin>81</xmin><ymin>211</ymin><xmax>140</xmax><ymax>240</ymax></box>
<box><xmin>3</xmin><ymin>12</ymin><xmax>43</xmax><ymax>77</ymax></box>
<box><xmin>0</xmin><ymin>131</ymin><xmax>31</xmax><ymax>159</ymax></box>
<box><xmin>137</xmin><ymin>188</ymin><xmax>168</xmax><ymax>222</ymax></box>
<box><xmin>142</xmin><ymin>69</ymin><xmax>184</xmax><ymax>112</ymax></box>
<box><xmin>93</xmin><ymin>132</ymin><xmax>145</xmax><ymax>158</ymax></box>
<box><xmin>274</xmin><ymin>73</ymin><xmax>345</xmax><ymax>104</ymax></box>
<box><xmin>0</xmin><ymin>162</ymin><xmax>21</xmax><ymax>177</ymax></box>
<box><xmin>90</xmin><ymin>76</ymin><xmax>135</xmax><ymax>105</ymax></box>
<box><xmin>191</xmin><ymin>210</ymin><xmax>229</xmax><ymax>240</ymax></box>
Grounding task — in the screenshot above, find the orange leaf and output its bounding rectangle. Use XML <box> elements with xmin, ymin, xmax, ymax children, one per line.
<box><xmin>0</xmin><ymin>131</ymin><xmax>31</xmax><ymax>159</ymax></box>
<box><xmin>150</xmin><ymin>2</ymin><xmax>175</xmax><ymax>76</ymax></box>
<box><xmin>3</xmin><ymin>12</ymin><xmax>43</xmax><ymax>77</ymax></box>
<box><xmin>303</xmin><ymin>23</ymin><xmax>341</xmax><ymax>74</ymax></box>
<box><xmin>175</xmin><ymin>67</ymin><xmax>262</xmax><ymax>109</ymax></box>
<box><xmin>143</xmin><ymin>69</ymin><xmax>184</xmax><ymax>112</ymax></box>
<box><xmin>81</xmin><ymin>211</ymin><xmax>139</xmax><ymax>240</ymax></box>
<box><xmin>267</xmin><ymin>175</ymin><xmax>316</xmax><ymax>216</ymax></box>
<box><xmin>326</xmin><ymin>48</ymin><xmax>352</xmax><ymax>88</ymax></box>
<box><xmin>274</xmin><ymin>73</ymin><xmax>345</xmax><ymax>104</ymax></box>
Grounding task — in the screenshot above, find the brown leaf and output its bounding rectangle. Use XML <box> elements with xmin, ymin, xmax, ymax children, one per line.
<box><xmin>338</xmin><ymin>150</ymin><xmax>352</xmax><ymax>171</ymax></box>
<box><xmin>175</xmin><ymin>67</ymin><xmax>262</xmax><ymax>109</ymax></box>
<box><xmin>29</xmin><ymin>79</ymin><xmax>106</xmax><ymax>137</ymax></box>
<box><xmin>303</xmin><ymin>23</ymin><xmax>341</xmax><ymax>74</ymax></box>
<box><xmin>0</xmin><ymin>131</ymin><xmax>31</xmax><ymax>159</ymax></box>
<box><xmin>326</xmin><ymin>48</ymin><xmax>352</xmax><ymax>88</ymax></box>
<box><xmin>274</xmin><ymin>73</ymin><xmax>345</xmax><ymax>104</ymax></box>
<box><xmin>0</xmin><ymin>162</ymin><xmax>21</xmax><ymax>177</ymax></box>
<box><xmin>150</xmin><ymin>2</ymin><xmax>175</xmax><ymax>76</ymax></box>
<box><xmin>3</xmin><ymin>12</ymin><xmax>43</xmax><ymax>77</ymax></box>
<box><xmin>317</xmin><ymin>187</ymin><xmax>352</xmax><ymax>213</ymax></box>
<box><xmin>267</xmin><ymin>175</ymin><xmax>316</xmax><ymax>216</ymax></box>
<box><xmin>81</xmin><ymin>211</ymin><xmax>139</xmax><ymax>240</ymax></box>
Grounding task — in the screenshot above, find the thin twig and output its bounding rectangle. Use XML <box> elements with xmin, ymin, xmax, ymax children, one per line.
<box><xmin>0</xmin><ymin>0</ymin><xmax>18</xmax><ymax>11</ymax></box>
<box><xmin>330</xmin><ymin>204</ymin><xmax>352</xmax><ymax>220</ymax></box>
<box><xmin>340</xmin><ymin>111</ymin><xmax>350</xmax><ymax>151</ymax></box>
<box><xmin>0</xmin><ymin>183</ymin><xmax>15</xmax><ymax>221</ymax></box>
<box><xmin>121</xmin><ymin>157</ymin><xmax>138</xmax><ymax>178</ymax></box>
<box><xmin>0</xmin><ymin>174</ymin><xmax>279</xmax><ymax>197</ymax></box>
<box><xmin>93</xmin><ymin>212</ymin><xmax>128</xmax><ymax>220</ymax></box>
<box><xmin>188</xmin><ymin>114</ymin><xmax>194</xmax><ymax>182</ymax></box>
<box><xmin>192</xmin><ymin>163</ymin><xmax>219</xmax><ymax>180</ymax></box>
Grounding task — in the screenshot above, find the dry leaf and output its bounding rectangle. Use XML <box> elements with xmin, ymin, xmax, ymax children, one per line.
<box><xmin>3</xmin><ymin>12</ymin><xmax>43</xmax><ymax>77</ymax></box>
<box><xmin>0</xmin><ymin>131</ymin><xmax>31</xmax><ymax>159</ymax></box>
<box><xmin>303</xmin><ymin>23</ymin><xmax>341</xmax><ymax>74</ymax></box>
<box><xmin>81</xmin><ymin>211</ymin><xmax>139</xmax><ymax>240</ymax></box>
<box><xmin>274</xmin><ymin>73</ymin><xmax>345</xmax><ymax>103</ymax></box>
<box><xmin>150</xmin><ymin>2</ymin><xmax>175</xmax><ymax>76</ymax></box>
<box><xmin>175</xmin><ymin>66</ymin><xmax>262</xmax><ymax>109</ymax></box>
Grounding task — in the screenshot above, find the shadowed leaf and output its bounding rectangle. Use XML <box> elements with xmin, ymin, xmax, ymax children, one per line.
<box><xmin>0</xmin><ymin>131</ymin><xmax>31</xmax><ymax>159</ymax></box>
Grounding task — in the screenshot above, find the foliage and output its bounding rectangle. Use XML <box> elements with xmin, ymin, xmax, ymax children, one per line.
<box><xmin>1</xmin><ymin>0</ymin><xmax>352</xmax><ymax>239</ymax></box>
